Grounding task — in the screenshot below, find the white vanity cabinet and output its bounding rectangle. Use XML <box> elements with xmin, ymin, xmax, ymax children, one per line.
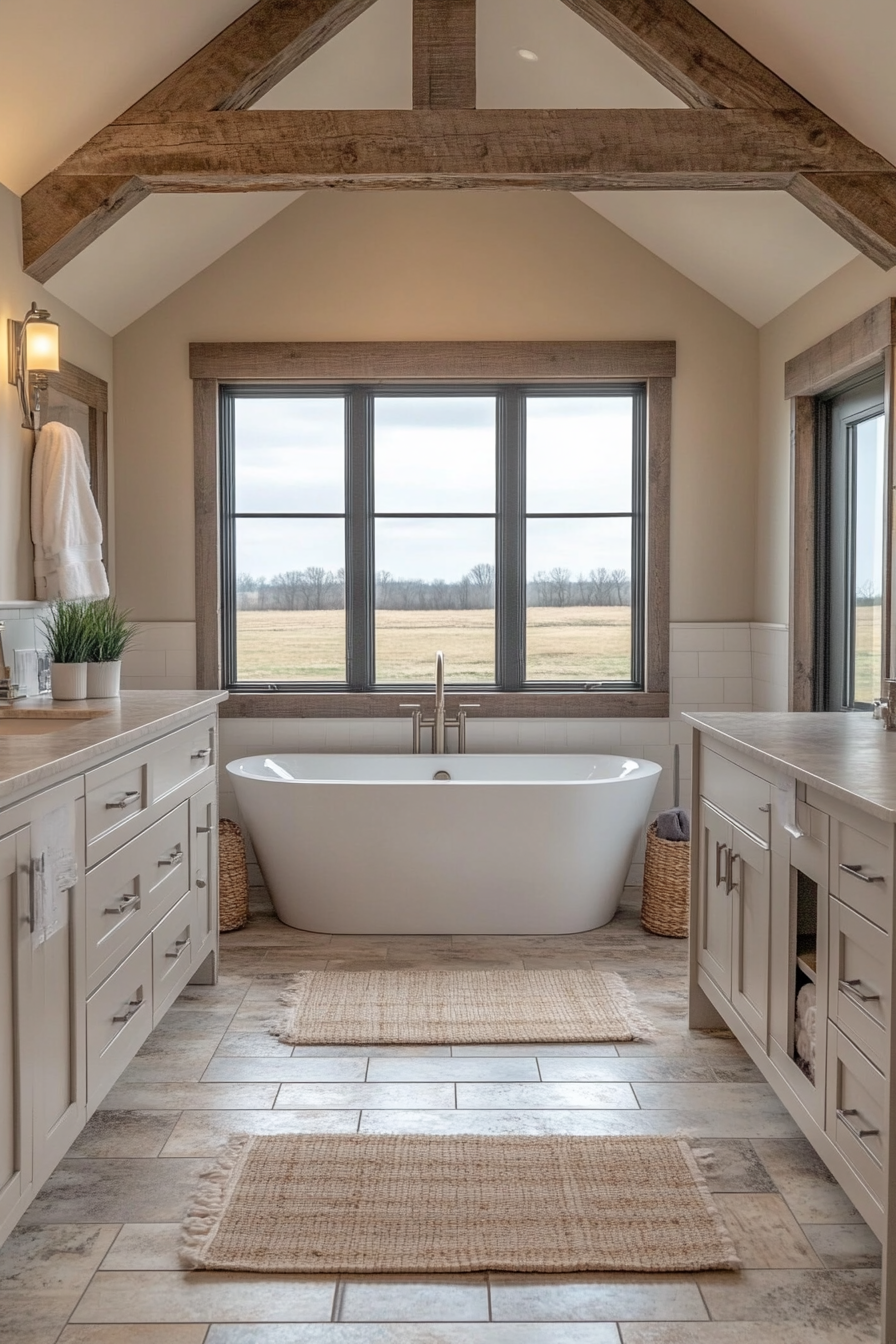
<box><xmin>687</xmin><ymin>715</ymin><xmax>896</xmax><ymax>1344</ymax></box>
<box><xmin>0</xmin><ymin>776</ymin><xmax>87</xmax><ymax>1231</ymax></box>
<box><xmin>695</xmin><ymin>750</ymin><xmax>772</xmax><ymax>1045</ymax></box>
<box><xmin>0</xmin><ymin>697</ymin><xmax>222</xmax><ymax>1248</ymax></box>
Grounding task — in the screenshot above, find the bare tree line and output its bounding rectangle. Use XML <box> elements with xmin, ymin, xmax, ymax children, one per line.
<box><xmin>236</xmin><ymin>563</ymin><xmax>630</xmax><ymax>611</ymax></box>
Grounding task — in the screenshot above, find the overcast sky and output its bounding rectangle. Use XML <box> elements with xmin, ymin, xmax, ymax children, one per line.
<box><xmin>235</xmin><ymin>394</ymin><xmax>635</xmax><ymax>585</ymax></box>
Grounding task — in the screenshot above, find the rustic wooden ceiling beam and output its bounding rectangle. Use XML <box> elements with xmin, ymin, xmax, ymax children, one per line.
<box><xmin>21</xmin><ymin>0</ymin><xmax>378</xmax><ymax>281</ymax></box>
<box><xmin>413</xmin><ymin>0</ymin><xmax>476</xmax><ymax>109</ymax></box>
<box><xmin>558</xmin><ymin>0</ymin><xmax>896</xmax><ymax>268</ymax></box>
<box><xmin>57</xmin><ymin>109</ymin><xmax>892</xmax><ymax>186</ymax></box>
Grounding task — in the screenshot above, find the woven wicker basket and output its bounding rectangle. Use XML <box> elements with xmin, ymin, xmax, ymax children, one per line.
<box><xmin>218</xmin><ymin>818</ymin><xmax>249</xmax><ymax>932</ymax></box>
<box><xmin>640</xmin><ymin>822</ymin><xmax>690</xmax><ymax>938</ymax></box>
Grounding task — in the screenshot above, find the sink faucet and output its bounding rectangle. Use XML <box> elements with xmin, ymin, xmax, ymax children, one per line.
<box><xmin>401</xmin><ymin>651</ymin><xmax>479</xmax><ymax>753</ymax></box>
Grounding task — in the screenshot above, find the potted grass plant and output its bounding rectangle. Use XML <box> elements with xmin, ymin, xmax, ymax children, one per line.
<box><xmin>85</xmin><ymin>598</ymin><xmax>137</xmax><ymax>697</ymax></box>
<box><xmin>41</xmin><ymin>599</ymin><xmax>92</xmax><ymax>700</ymax></box>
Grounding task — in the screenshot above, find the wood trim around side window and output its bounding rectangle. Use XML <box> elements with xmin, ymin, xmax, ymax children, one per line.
<box><xmin>785</xmin><ymin>299</ymin><xmax>896</xmax><ymax>710</ymax></box>
<box><xmin>191</xmin><ymin>340</ymin><xmax>674</xmax><ymax>718</ymax></box>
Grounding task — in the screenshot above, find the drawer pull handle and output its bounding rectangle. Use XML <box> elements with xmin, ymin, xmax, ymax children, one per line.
<box><xmin>758</xmin><ymin>804</ymin><xmax>771</xmax><ymax>813</ymax></box>
<box><xmin>112</xmin><ymin>997</ymin><xmax>144</xmax><ymax>1024</ymax></box>
<box><xmin>837</xmin><ymin>1107</ymin><xmax>880</xmax><ymax>1141</ymax></box>
<box><xmin>715</xmin><ymin>841</ymin><xmax>728</xmax><ymax>887</ymax></box>
<box><xmin>838</xmin><ymin>977</ymin><xmax>880</xmax><ymax>1003</ymax></box>
<box><xmin>106</xmin><ymin>790</ymin><xmax>140</xmax><ymax>811</ymax></box>
<box><xmin>192</xmin><ymin>748</ymin><xmax>212</xmax><ymax>760</ymax></box>
<box><xmin>165</xmin><ymin>936</ymin><xmax>190</xmax><ymax>960</ymax></box>
<box><xmin>158</xmin><ymin>847</ymin><xmax>183</xmax><ymax>867</ymax></box>
<box><xmin>196</xmin><ymin>878</ymin><xmax>207</xmax><ymax>888</ymax></box>
<box><xmin>104</xmin><ymin>893</ymin><xmax>140</xmax><ymax>916</ymax></box>
<box><xmin>196</xmin><ymin>825</ymin><xmax>212</xmax><ymax>834</ymax></box>
<box><xmin>726</xmin><ymin>851</ymin><xmax>739</xmax><ymax>895</ymax></box>
<box><xmin>840</xmin><ymin>863</ymin><xmax>885</xmax><ymax>885</ymax></box>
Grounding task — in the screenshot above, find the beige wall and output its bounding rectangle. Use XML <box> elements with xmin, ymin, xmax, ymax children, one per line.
<box><xmin>0</xmin><ymin>182</ymin><xmax>113</xmax><ymax>600</ymax></box>
<box><xmin>756</xmin><ymin>254</ymin><xmax>896</xmax><ymax>625</ymax></box>
<box><xmin>113</xmin><ymin>190</ymin><xmax>759</xmax><ymax>623</ymax></box>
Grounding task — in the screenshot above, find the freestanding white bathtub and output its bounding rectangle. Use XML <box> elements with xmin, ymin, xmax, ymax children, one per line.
<box><xmin>227</xmin><ymin>753</ymin><xmax>660</xmax><ymax>935</ymax></box>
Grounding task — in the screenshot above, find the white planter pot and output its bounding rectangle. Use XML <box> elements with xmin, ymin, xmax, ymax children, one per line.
<box><xmin>51</xmin><ymin>662</ymin><xmax>87</xmax><ymax>700</ymax></box>
<box><xmin>86</xmin><ymin>661</ymin><xmax>122</xmax><ymax>698</ymax></box>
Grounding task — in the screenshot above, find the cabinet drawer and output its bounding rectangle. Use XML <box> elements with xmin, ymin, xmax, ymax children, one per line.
<box><xmin>826</xmin><ymin>1026</ymin><xmax>888</xmax><ymax>1211</ymax></box>
<box><xmin>831</xmin><ymin>820</ymin><xmax>893</xmax><ymax>933</ymax></box>
<box><xmin>85</xmin><ymin>803</ymin><xmax>190</xmax><ymax>993</ymax></box>
<box><xmin>152</xmin><ymin>891</ymin><xmax>195</xmax><ymax>1022</ymax></box>
<box><xmin>85</xmin><ymin>753</ymin><xmax>148</xmax><ymax>866</ymax></box>
<box><xmin>700</xmin><ymin>746</ymin><xmax>771</xmax><ymax>844</ymax></box>
<box><xmin>87</xmin><ymin>936</ymin><xmax>152</xmax><ymax>1108</ymax></box>
<box><xmin>152</xmin><ymin>717</ymin><xmax>216</xmax><ymax>808</ymax></box>
<box><xmin>828</xmin><ymin>898</ymin><xmax>890</xmax><ymax>1073</ymax></box>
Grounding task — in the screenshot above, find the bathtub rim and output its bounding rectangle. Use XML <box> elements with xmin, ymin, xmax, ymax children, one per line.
<box><xmin>226</xmin><ymin>751</ymin><xmax>664</xmax><ymax>788</ymax></box>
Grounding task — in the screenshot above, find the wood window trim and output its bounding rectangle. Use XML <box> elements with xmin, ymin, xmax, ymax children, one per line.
<box><xmin>191</xmin><ymin>340</ymin><xmax>673</xmax><ymax>719</ymax></box>
<box><xmin>785</xmin><ymin>298</ymin><xmax>896</xmax><ymax>710</ymax></box>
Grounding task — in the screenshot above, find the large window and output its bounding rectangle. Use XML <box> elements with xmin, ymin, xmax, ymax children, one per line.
<box><xmin>817</xmin><ymin>371</ymin><xmax>886</xmax><ymax>710</ymax></box>
<box><xmin>221</xmin><ymin>384</ymin><xmax>647</xmax><ymax>691</ymax></box>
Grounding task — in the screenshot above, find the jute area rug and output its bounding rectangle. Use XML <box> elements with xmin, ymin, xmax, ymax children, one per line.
<box><xmin>182</xmin><ymin>1133</ymin><xmax>739</xmax><ymax>1274</ymax></box>
<box><xmin>273</xmin><ymin>968</ymin><xmax>652</xmax><ymax>1045</ymax></box>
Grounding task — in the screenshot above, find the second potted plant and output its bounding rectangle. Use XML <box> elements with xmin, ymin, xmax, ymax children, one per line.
<box><xmin>85</xmin><ymin>598</ymin><xmax>137</xmax><ymax>698</ymax></box>
<box><xmin>41</xmin><ymin>599</ymin><xmax>92</xmax><ymax>700</ymax></box>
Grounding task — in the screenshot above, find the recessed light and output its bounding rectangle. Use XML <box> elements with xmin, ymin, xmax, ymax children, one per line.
<box><xmin>516</xmin><ymin>48</ymin><xmax>539</xmax><ymax>62</ymax></box>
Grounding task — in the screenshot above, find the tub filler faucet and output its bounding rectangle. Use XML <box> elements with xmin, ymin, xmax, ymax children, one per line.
<box><xmin>401</xmin><ymin>651</ymin><xmax>479</xmax><ymax>754</ymax></box>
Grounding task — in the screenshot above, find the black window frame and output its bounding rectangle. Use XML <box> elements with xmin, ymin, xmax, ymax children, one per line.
<box><xmin>220</xmin><ymin>381</ymin><xmax>647</xmax><ymax>694</ymax></box>
<box><xmin>815</xmin><ymin>366</ymin><xmax>887</xmax><ymax>711</ymax></box>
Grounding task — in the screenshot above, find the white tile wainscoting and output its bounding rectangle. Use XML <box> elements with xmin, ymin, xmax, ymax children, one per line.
<box><xmin>0</xmin><ymin>600</ymin><xmax>50</xmax><ymax>663</ymax></box>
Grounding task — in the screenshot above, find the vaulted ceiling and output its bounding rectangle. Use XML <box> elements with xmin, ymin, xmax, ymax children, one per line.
<box><xmin>1</xmin><ymin>0</ymin><xmax>892</xmax><ymax>333</ymax></box>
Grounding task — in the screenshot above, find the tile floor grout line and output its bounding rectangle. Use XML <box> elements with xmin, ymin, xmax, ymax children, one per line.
<box><xmin>331</xmin><ymin>1277</ymin><xmax>346</xmax><ymax>1322</ymax></box>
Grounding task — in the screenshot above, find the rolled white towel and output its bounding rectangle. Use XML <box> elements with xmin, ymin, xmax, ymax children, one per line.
<box><xmin>796</xmin><ymin>1028</ymin><xmax>816</xmax><ymax>1064</ymax></box>
<box><xmin>803</xmin><ymin>1003</ymin><xmax>817</xmax><ymax>1037</ymax></box>
<box><xmin>796</xmin><ymin>982</ymin><xmax>816</xmax><ymax>1019</ymax></box>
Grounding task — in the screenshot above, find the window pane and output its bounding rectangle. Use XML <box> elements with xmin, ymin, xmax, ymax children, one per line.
<box><xmin>235</xmin><ymin>398</ymin><xmax>345</xmax><ymax>513</ymax></box>
<box><xmin>374</xmin><ymin>397</ymin><xmax>496</xmax><ymax>512</ymax></box>
<box><xmin>235</xmin><ymin>518</ymin><xmax>345</xmax><ymax>682</ymax></box>
<box><xmin>375</xmin><ymin>519</ymin><xmax>495</xmax><ymax>683</ymax></box>
<box><xmin>853</xmin><ymin>413</ymin><xmax>885</xmax><ymax>705</ymax></box>
<box><xmin>526</xmin><ymin>518</ymin><xmax>632</xmax><ymax>681</ymax></box>
<box><xmin>526</xmin><ymin>396</ymin><xmax>633</xmax><ymax>513</ymax></box>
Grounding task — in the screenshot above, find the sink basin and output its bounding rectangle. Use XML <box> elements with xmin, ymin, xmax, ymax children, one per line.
<box><xmin>0</xmin><ymin>710</ymin><xmax>111</xmax><ymax>736</ymax></box>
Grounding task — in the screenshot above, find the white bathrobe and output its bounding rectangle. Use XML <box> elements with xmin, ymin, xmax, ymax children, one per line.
<box><xmin>31</xmin><ymin>421</ymin><xmax>109</xmax><ymax>601</ymax></box>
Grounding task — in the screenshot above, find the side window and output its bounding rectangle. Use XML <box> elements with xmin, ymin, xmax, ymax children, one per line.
<box><xmin>817</xmin><ymin>371</ymin><xmax>886</xmax><ymax>709</ymax></box>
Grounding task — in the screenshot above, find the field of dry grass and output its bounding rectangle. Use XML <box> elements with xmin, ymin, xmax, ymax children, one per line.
<box><xmin>855</xmin><ymin>603</ymin><xmax>882</xmax><ymax>704</ymax></box>
<box><xmin>236</xmin><ymin>606</ymin><xmax>632</xmax><ymax>683</ymax></box>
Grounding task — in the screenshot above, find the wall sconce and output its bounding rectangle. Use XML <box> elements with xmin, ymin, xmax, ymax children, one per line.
<box><xmin>7</xmin><ymin>302</ymin><xmax>60</xmax><ymax>430</ymax></box>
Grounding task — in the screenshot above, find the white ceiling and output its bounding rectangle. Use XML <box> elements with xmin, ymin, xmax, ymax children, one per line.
<box><xmin>1</xmin><ymin>0</ymin><xmax>890</xmax><ymax>333</ymax></box>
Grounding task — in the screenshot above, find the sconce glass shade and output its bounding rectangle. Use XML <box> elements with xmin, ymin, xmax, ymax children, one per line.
<box><xmin>25</xmin><ymin>319</ymin><xmax>59</xmax><ymax>372</ymax></box>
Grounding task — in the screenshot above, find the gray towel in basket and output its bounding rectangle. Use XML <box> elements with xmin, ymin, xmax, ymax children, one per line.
<box><xmin>656</xmin><ymin>807</ymin><xmax>690</xmax><ymax>842</ymax></box>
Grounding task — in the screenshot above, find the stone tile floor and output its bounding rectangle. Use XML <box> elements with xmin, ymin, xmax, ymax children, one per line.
<box><xmin>0</xmin><ymin>888</ymin><xmax>883</xmax><ymax>1344</ymax></box>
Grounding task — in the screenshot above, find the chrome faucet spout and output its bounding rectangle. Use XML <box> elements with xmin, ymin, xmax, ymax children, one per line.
<box><xmin>433</xmin><ymin>650</ymin><xmax>446</xmax><ymax>754</ymax></box>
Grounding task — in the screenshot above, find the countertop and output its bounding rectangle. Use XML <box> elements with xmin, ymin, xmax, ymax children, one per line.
<box><xmin>0</xmin><ymin>691</ymin><xmax>228</xmax><ymax>804</ymax></box>
<box><xmin>685</xmin><ymin>711</ymin><xmax>896</xmax><ymax>825</ymax></box>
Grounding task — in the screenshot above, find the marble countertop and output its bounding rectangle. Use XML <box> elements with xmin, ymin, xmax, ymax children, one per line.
<box><xmin>685</xmin><ymin>711</ymin><xmax>896</xmax><ymax>824</ymax></box>
<box><xmin>0</xmin><ymin>691</ymin><xmax>228</xmax><ymax>804</ymax></box>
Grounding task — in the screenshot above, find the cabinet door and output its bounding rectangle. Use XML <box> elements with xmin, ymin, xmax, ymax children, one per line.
<box><xmin>30</xmin><ymin>798</ymin><xmax>86</xmax><ymax>1181</ymax></box>
<box><xmin>190</xmin><ymin>782</ymin><xmax>217</xmax><ymax>959</ymax></box>
<box><xmin>730</xmin><ymin>825</ymin><xmax>771</xmax><ymax>1043</ymax></box>
<box><xmin>697</xmin><ymin>802</ymin><xmax>732</xmax><ymax>997</ymax></box>
<box><xmin>0</xmin><ymin>829</ymin><xmax>32</xmax><ymax>1234</ymax></box>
